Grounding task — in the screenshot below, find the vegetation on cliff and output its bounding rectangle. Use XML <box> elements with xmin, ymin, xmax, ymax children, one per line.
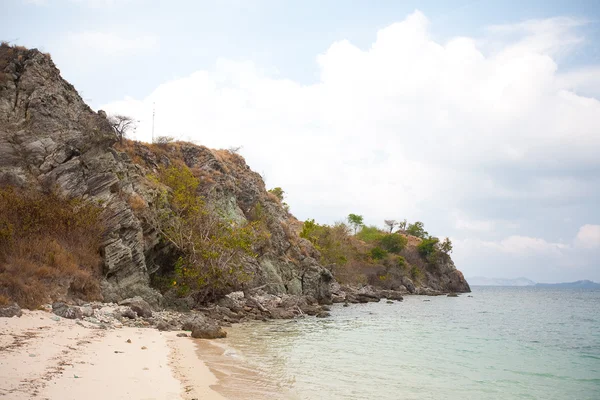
<box><xmin>0</xmin><ymin>43</ymin><xmax>469</xmax><ymax>309</ymax></box>
<box><xmin>0</xmin><ymin>187</ymin><xmax>104</xmax><ymax>308</ymax></box>
<box><xmin>299</xmin><ymin>215</ymin><xmax>466</xmax><ymax>293</ymax></box>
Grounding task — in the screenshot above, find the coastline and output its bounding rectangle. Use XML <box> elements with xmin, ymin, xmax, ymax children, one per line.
<box><xmin>0</xmin><ymin>310</ymin><xmax>225</xmax><ymax>399</ymax></box>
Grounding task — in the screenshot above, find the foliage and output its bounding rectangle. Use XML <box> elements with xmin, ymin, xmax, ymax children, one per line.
<box><xmin>347</xmin><ymin>213</ymin><xmax>364</xmax><ymax>235</ymax></box>
<box><xmin>300</xmin><ymin>219</ymin><xmax>353</xmax><ymax>266</ymax></box>
<box><xmin>406</xmin><ymin>221</ymin><xmax>428</xmax><ymax>239</ymax></box>
<box><xmin>0</xmin><ymin>186</ymin><xmax>104</xmax><ymax>308</ymax></box>
<box><xmin>417</xmin><ymin>237</ymin><xmax>440</xmax><ymax>257</ymax></box>
<box><xmin>156</xmin><ymin>165</ymin><xmax>265</xmax><ymax>303</ymax></box>
<box><xmin>396</xmin><ymin>256</ymin><xmax>407</xmax><ymax>269</ymax></box>
<box><xmin>370</xmin><ymin>247</ymin><xmax>388</xmax><ymax>260</ymax></box>
<box><xmin>410</xmin><ymin>266</ymin><xmax>423</xmax><ymax>281</ymax></box>
<box><xmin>355</xmin><ymin>225</ymin><xmax>384</xmax><ymax>243</ymax></box>
<box><xmin>379</xmin><ymin>233</ymin><xmax>408</xmax><ymax>254</ymax></box>
<box><xmin>440</xmin><ymin>237</ymin><xmax>453</xmax><ymax>254</ymax></box>
<box><xmin>398</xmin><ymin>219</ymin><xmax>407</xmax><ymax>230</ymax></box>
<box><xmin>268</xmin><ymin>187</ymin><xmax>285</xmax><ymax>202</ymax></box>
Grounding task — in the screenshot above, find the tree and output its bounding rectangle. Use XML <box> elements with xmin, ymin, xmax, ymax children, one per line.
<box><xmin>398</xmin><ymin>219</ymin><xmax>407</xmax><ymax>230</ymax></box>
<box><xmin>384</xmin><ymin>219</ymin><xmax>397</xmax><ymax>233</ymax></box>
<box><xmin>406</xmin><ymin>221</ymin><xmax>428</xmax><ymax>239</ymax></box>
<box><xmin>440</xmin><ymin>237</ymin><xmax>453</xmax><ymax>254</ymax></box>
<box><xmin>347</xmin><ymin>214</ymin><xmax>364</xmax><ymax>235</ymax></box>
<box><xmin>108</xmin><ymin>114</ymin><xmax>137</xmax><ymax>144</ymax></box>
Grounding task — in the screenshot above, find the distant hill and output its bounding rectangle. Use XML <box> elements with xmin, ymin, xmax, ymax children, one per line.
<box><xmin>535</xmin><ymin>280</ymin><xmax>600</xmax><ymax>289</ymax></box>
<box><xmin>468</xmin><ymin>277</ymin><xmax>536</xmax><ymax>286</ymax></box>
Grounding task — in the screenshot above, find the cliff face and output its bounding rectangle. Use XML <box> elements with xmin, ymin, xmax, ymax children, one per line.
<box><xmin>0</xmin><ymin>44</ymin><xmax>332</xmax><ymax>306</ymax></box>
<box><xmin>0</xmin><ymin>44</ymin><xmax>468</xmax><ymax>308</ymax></box>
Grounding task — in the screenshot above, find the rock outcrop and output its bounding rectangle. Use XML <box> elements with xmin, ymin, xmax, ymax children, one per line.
<box><xmin>0</xmin><ymin>44</ymin><xmax>332</xmax><ymax>306</ymax></box>
<box><xmin>0</xmin><ymin>44</ymin><xmax>469</xmax><ymax>310</ymax></box>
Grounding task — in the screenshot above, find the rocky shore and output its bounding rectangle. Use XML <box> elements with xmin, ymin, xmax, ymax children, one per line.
<box><xmin>2</xmin><ymin>282</ymin><xmax>462</xmax><ymax>338</ymax></box>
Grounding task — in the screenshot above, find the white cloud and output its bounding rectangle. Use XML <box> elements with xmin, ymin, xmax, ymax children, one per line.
<box><xmin>575</xmin><ymin>224</ymin><xmax>600</xmax><ymax>249</ymax></box>
<box><xmin>66</xmin><ymin>31</ymin><xmax>157</xmax><ymax>54</ymax></box>
<box><xmin>99</xmin><ymin>10</ymin><xmax>600</xmax><ymax>249</ymax></box>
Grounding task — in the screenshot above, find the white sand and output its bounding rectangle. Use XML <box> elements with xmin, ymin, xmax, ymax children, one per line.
<box><xmin>0</xmin><ymin>310</ymin><xmax>226</xmax><ymax>399</ymax></box>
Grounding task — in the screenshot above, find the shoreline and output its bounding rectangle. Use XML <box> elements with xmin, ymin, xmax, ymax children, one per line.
<box><xmin>0</xmin><ymin>310</ymin><xmax>226</xmax><ymax>400</ymax></box>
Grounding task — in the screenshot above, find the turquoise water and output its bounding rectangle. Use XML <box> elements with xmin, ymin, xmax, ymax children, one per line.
<box><xmin>209</xmin><ymin>287</ymin><xmax>600</xmax><ymax>399</ymax></box>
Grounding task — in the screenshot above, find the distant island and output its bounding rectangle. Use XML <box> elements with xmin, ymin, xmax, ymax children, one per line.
<box><xmin>469</xmin><ymin>277</ymin><xmax>600</xmax><ymax>288</ymax></box>
<box><xmin>534</xmin><ymin>280</ymin><xmax>600</xmax><ymax>289</ymax></box>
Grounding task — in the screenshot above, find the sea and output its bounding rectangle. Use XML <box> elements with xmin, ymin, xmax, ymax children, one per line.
<box><xmin>197</xmin><ymin>286</ymin><xmax>600</xmax><ymax>400</ymax></box>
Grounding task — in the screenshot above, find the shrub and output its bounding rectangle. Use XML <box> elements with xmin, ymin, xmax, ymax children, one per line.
<box><xmin>356</xmin><ymin>225</ymin><xmax>384</xmax><ymax>243</ymax></box>
<box><xmin>417</xmin><ymin>237</ymin><xmax>439</xmax><ymax>257</ymax></box>
<box><xmin>370</xmin><ymin>247</ymin><xmax>388</xmax><ymax>260</ymax></box>
<box><xmin>0</xmin><ymin>186</ymin><xmax>104</xmax><ymax>308</ymax></box>
<box><xmin>379</xmin><ymin>233</ymin><xmax>408</xmax><ymax>254</ymax></box>
<box><xmin>410</xmin><ymin>266</ymin><xmax>423</xmax><ymax>281</ymax></box>
<box><xmin>406</xmin><ymin>221</ymin><xmax>428</xmax><ymax>239</ymax></box>
<box><xmin>268</xmin><ymin>187</ymin><xmax>285</xmax><ymax>202</ymax></box>
<box><xmin>156</xmin><ymin>165</ymin><xmax>266</xmax><ymax>303</ymax></box>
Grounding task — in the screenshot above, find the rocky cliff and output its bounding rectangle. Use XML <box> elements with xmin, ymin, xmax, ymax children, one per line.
<box><xmin>0</xmin><ymin>44</ymin><xmax>468</xmax><ymax>308</ymax></box>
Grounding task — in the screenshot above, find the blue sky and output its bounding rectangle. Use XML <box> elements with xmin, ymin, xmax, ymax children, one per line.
<box><xmin>2</xmin><ymin>0</ymin><xmax>600</xmax><ymax>282</ymax></box>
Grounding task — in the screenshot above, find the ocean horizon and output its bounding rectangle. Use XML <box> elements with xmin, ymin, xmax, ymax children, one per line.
<box><xmin>198</xmin><ymin>286</ymin><xmax>600</xmax><ymax>399</ymax></box>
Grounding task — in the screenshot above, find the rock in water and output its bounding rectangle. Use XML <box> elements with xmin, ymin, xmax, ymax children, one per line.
<box><xmin>52</xmin><ymin>302</ymin><xmax>83</xmax><ymax>319</ymax></box>
<box><xmin>0</xmin><ymin>303</ymin><xmax>22</xmax><ymax>318</ymax></box>
<box><xmin>119</xmin><ymin>297</ymin><xmax>153</xmax><ymax>318</ymax></box>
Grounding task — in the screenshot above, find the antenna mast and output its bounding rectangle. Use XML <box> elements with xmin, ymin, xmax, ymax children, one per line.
<box><xmin>152</xmin><ymin>103</ymin><xmax>155</xmax><ymax>143</ymax></box>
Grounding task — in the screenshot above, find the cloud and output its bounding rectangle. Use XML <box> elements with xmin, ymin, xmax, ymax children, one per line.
<box><xmin>66</xmin><ymin>31</ymin><xmax>158</xmax><ymax>54</ymax></box>
<box><xmin>99</xmin><ymin>11</ymin><xmax>600</xmax><ymax>278</ymax></box>
<box><xmin>575</xmin><ymin>224</ymin><xmax>600</xmax><ymax>249</ymax></box>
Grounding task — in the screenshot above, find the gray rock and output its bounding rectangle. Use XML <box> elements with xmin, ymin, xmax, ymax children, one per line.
<box><xmin>156</xmin><ymin>321</ymin><xmax>171</xmax><ymax>331</ymax></box>
<box><xmin>119</xmin><ymin>297</ymin><xmax>153</xmax><ymax>318</ymax></box>
<box><xmin>183</xmin><ymin>314</ymin><xmax>227</xmax><ymax>339</ymax></box>
<box><xmin>0</xmin><ymin>303</ymin><xmax>22</xmax><ymax>318</ymax></box>
<box><xmin>120</xmin><ymin>308</ymin><xmax>137</xmax><ymax>319</ymax></box>
<box><xmin>316</xmin><ymin>311</ymin><xmax>330</xmax><ymax>318</ymax></box>
<box><xmin>52</xmin><ymin>302</ymin><xmax>83</xmax><ymax>319</ymax></box>
<box><xmin>176</xmin><ymin>333</ymin><xmax>188</xmax><ymax>337</ymax></box>
<box><xmin>447</xmin><ymin>293</ymin><xmax>459</xmax><ymax>297</ymax></box>
<box><xmin>80</xmin><ymin>306</ymin><xmax>94</xmax><ymax>317</ymax></box>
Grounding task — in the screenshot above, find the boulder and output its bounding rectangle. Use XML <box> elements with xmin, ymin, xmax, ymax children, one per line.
<box><xmin>156</xmin><ymin>321</ymin><xmax>171</xmax><ymax>331</ymax></box>
<box><xmin>52</xmin><ymin>302</ymin><xmax>83</xmax><ymax>319</ymax></box>
<box><xmin>119</xmin><ymin>297</ymin><xmax>153</xmax><ymax>318</ymax></box>
<box><xmin>120</xmin><ymin>308</ymin><xmax>137</xmax><ymax>319</ymax></box>
<box><xmin>0</xmin><ymin>303</ymin><xmax>22</xmax><ymax>318</ymax></box>
<box><xmin>269</xmin><ymin>308</ymin><xmax>296</xmax><ymax>319</ymax></box>
<box><xmin>377</xmin><ymin>290</ymin><xmax>404</xmax><ymax>301</ymax></box>
<box><xmin>181</xmin><ymin>313</ymin><xmax>225</xmax><ymax>338</ymax></box>
<box><xmin>316</xmin><ymin>311</ymin><xmax>330</xmax><ymax>318</ymax></box>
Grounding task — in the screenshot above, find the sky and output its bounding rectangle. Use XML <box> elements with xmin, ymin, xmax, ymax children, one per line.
<box><xmin>2</xmin><ymin>0</ymin><xmax>600</xmax><ymax>282</ymax></box>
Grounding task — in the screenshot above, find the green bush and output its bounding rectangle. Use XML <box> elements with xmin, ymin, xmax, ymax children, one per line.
<box><xmin>370</xmin><ymin>247</ymin><xmax>388</xmax><ymax>260</ymax></box>
<box><xmin>410</xmin><ymin>266</ymin><xmax>423</xmax><ymax>281</ymax></box>
<box><xmin>356</xmin><ymin>225</ymin><xmax>384</xmax><ymax>242</ymax></box>
<box><xmin>379</xmin><ymin>234</ymin><xmax>408</xmax><ymax>254</ymax></box>
<box><xmin>417</xmin><ymin>237</ymin><xmax>439</xmax><ymax>257</ymax></box>
<box><xmin>406</xmin><ymin>221</ymin><xmax>428</xmax><ymax>239</ymax></box>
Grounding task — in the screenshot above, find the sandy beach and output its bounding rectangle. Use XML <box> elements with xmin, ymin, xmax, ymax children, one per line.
<box><xmin>0</xmin><ymin>310</ymin><xmax>226</xmax><ymax>400</ymax></box>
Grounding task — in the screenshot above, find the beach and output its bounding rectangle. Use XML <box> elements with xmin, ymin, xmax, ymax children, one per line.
<box><xmin>0</xmin><ymin>310</ymin><xmax>226</xmax><ymax>400</ymax></box>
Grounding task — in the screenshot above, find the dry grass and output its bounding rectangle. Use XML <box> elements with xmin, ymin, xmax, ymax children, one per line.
<box><xmin>128</xmin><ymin>193</ymin><xmax>147</xmax><ymax>212</ymax></box>
<box><xmin>0</xmin><ymin>186</ymin><xmax>104</xmax><ymax>309</ymax></box>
